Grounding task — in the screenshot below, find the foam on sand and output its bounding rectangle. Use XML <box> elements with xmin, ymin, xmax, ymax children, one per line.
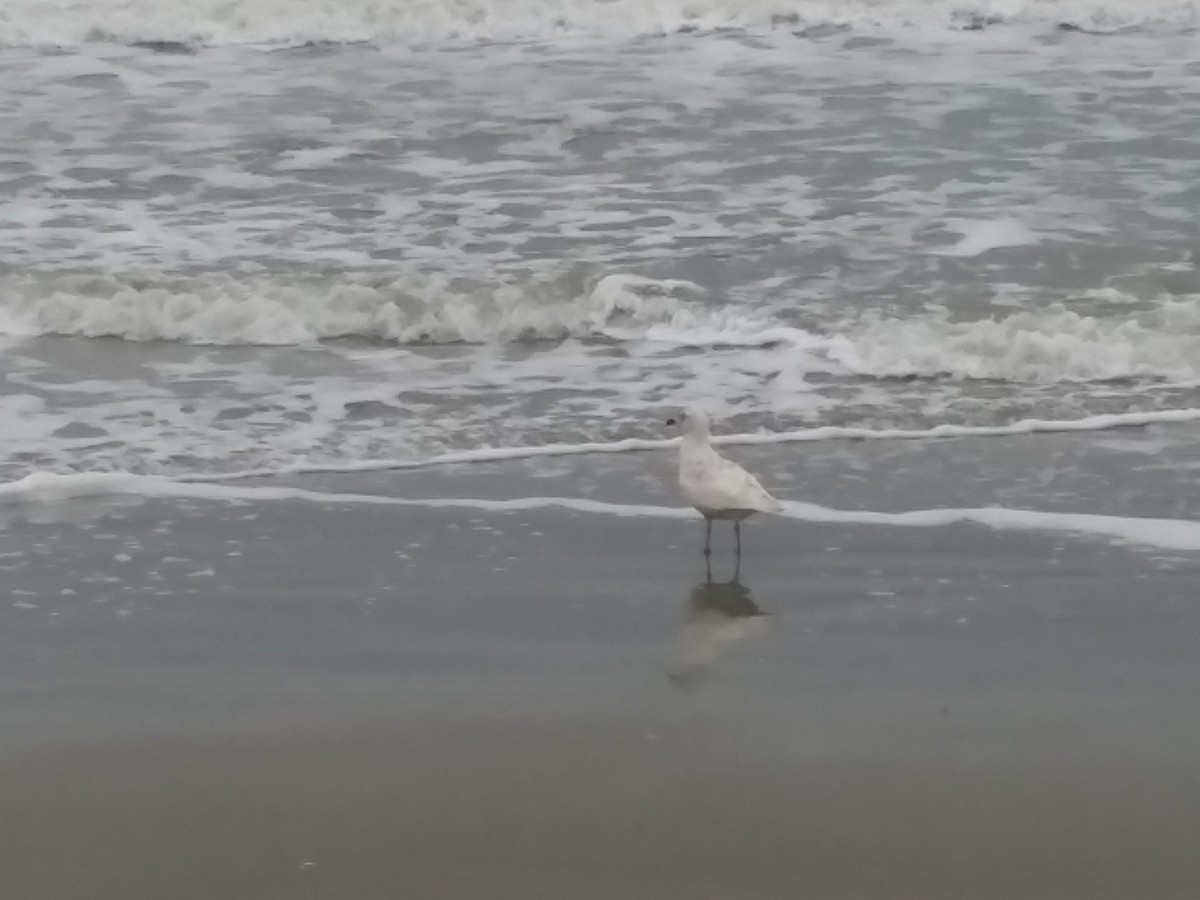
<box><xmin>5</xmin><ymin>471</ymin><xmax>1200</xmax><ymax>553</ymax></box>
<box><xmin>779</xmin><ymin>501</ymin><xmax>1200</xmax><ymax>553</ymax></box>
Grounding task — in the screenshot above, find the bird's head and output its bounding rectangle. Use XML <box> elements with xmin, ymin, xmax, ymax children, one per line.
<box><xmin>665</xmin><ymin>406</ymin><xmax>710</xmax><ymax>438</ymax></box>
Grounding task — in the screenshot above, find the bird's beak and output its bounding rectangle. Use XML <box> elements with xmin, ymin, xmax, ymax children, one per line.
<box><xmin>665</xmin><ymin>417</ymin><xmax>677</xmax><ymax>426</ymax></box>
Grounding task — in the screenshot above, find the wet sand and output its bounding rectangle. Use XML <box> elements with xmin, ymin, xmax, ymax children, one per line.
<box><xmin>3</xmin><ymin>453</ymin><xmax>1200</xmax><ymax>898</ymax></box>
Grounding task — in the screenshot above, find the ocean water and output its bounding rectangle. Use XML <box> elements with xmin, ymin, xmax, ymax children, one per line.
<box><xmin>2</xmin><ymin>0</ymin><xmax>1200</xmax><ymax>481</ymax></box>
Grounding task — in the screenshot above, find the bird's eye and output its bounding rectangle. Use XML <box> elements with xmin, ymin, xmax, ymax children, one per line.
<box><xmin>665</xmin><ymin>417</ymin><xmax>677</xmax><ymax>426</ymax></box>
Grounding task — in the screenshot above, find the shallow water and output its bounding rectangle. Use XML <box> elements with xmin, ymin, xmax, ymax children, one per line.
<box><xmin>5</xmin><ymin>459</ymin><xmax>1200</xmax><ymax>899</ymax></box>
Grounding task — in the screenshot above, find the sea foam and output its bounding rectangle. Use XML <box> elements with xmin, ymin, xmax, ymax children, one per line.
<box><xmin>5</xmin><ymin>272</ymin><xmax>1200</xmax><ymax>386</ymax></box>
<box><xmin>2</xmin><ymin>0</ymin><xmax>1197</xmax><ymax>47</ymax></box>
<box><xmin>0</xmin><ymin>273</ymin><xmax>712</xmax><ymax>346</ymax></box>
<box><xmin>165</xmin><ymin>407</ymin><xmax>1200</xmax><ymax>483</ymax></box>
<box><xmin>4</xmin><ymin>471</ymin><xmax>1200</xmax><ymax>552</ymax></box>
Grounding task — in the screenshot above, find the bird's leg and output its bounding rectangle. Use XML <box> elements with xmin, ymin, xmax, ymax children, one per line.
<box><xmin>705</xmin><ymin>554</ymin><xmax>713</xmax><ymax>583</ymax></box>
<box><xmin>703</xmin><ymin>518</ymin><xmax>712</xmax><ymax>557</ymax></box>
<box><xmin>734</xmin><ymin>520</ymin><xmax>742</xmax><ymax>559</ymax></box>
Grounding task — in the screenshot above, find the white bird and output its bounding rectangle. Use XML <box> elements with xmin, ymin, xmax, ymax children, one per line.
<box><xmin>665</xmin><ymin>407</ymin><xmax>784</xmax><ymax>557</ymax></box>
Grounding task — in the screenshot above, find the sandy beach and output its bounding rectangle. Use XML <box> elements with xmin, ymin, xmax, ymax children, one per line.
<box><xmin>4</xmin><ymin>442</ymin><xmax>1200</xmax><ymax>899</ymax></box>
<box><xmin>5</xmin><ymin>6</ymin><xmax>1200</xmax><ymax>897</ymax></box>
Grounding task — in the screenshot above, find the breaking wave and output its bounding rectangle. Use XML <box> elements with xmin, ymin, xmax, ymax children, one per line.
<box><xmin>5</xmin><ymin>272</ymin><xmax>1200</xmax><ymax>386</ymax></box>
<box><xmin>0</xmin><ymin>272</ymin><xmax>718</xmax><ymax>346</ymax></box>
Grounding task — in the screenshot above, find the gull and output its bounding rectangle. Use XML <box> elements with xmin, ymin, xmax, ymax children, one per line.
<box><xmin>665</xmin><ymin>407</ymin><xmax>783</xmax><ymax>557</ymax></box>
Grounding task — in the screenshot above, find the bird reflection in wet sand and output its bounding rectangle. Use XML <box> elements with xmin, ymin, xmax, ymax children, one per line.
<box><xmin>669</xmin><ymin>562</ymin><xmax>771</xmax><ymax>689</ymax></box>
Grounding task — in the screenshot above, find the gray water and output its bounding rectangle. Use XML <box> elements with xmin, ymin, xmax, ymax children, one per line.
<box><xmin>1</xmin><ymin>24</ymin><xmax>1200</xmax><ymax>478</ymax></box>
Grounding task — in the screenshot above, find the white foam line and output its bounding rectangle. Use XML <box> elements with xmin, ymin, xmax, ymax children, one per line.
<box><xmin>4</xmin><ymin>472</ymin><xmax>1200</xmax><ymax>552</ymax></box>
<box><xmin>727</xmin><ymin>408</ymin><xmax>1200</xmax><ymax>446</ymax></box>
<box><xmin>778</xmin><ymin>501</ymin><xmax>1200</xmax><ymax>552</ymax></box>
<box><xmin>176</xmin><ymin>437</ymin><xmax>675</xmax><ymax>482</ymax></box>
<box><xmin>176</xmin><ymin>408</ymin><xmax>1200</xmax><ymax>483</ymax></box>
<box><xmin>0</xmin><ymin>472</ymin><xmax>693</xmax><ymax>518</ymax></box>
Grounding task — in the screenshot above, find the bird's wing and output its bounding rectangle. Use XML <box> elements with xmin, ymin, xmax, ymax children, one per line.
<box><xmin>728</xmin><ymin>463</ymin><xmax>784</xmax><ymax>513</ymax></box>
<box><xmin>685</xmin><ymin>453</ymin><xmax>782</xmax><ymax>513</ymax></box>
<box><xmin>737</xmin><ymin>466</ymin><xmax>784</xmax><ymax>513</ymax></box>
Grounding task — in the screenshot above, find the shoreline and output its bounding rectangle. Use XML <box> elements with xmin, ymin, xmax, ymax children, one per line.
<box><xmin>3</xmin><ymin>455</ymin><xmax>1200</xmax><ymax>898</ymax></box>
